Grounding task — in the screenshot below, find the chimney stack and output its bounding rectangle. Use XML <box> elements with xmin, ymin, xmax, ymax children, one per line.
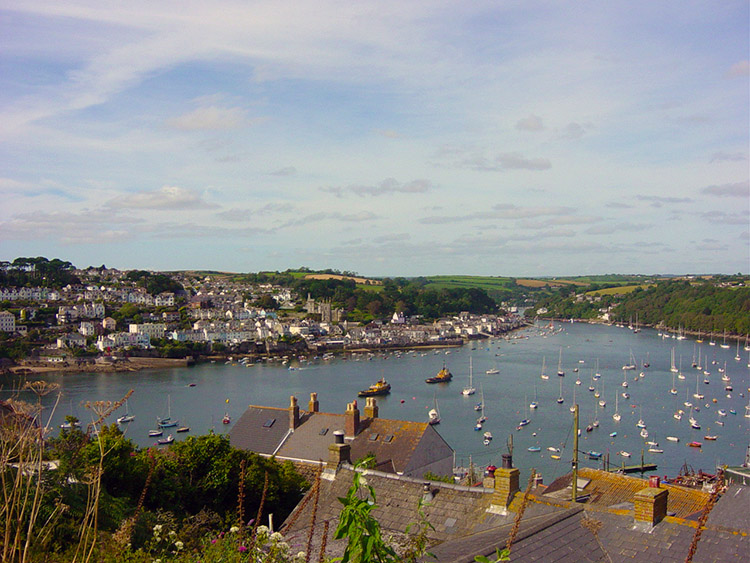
<box><xmin>289</xmin><ymin>396</ymin><xmax>300</xmax><ymax>430</ymax></box>
<box><xmin>309</xmin><ymin>392</ymin><xmax>319</xmax><ymax>413</ymax></box>
<box><xmin>634</xmin><ymin>486</ymin><xmax>668</xmax><ymax>529</ymax></box>
<box><xmin>327</xmin><ymin>430</ymin><xmax>351</xmax><ymax>471</ymax></box>
<box><xmin>364</xmin><ymin>397</ymin><xmax>378</xmax><ymax>419</ymax></box>
<box><xmin>345</xmin><ymin>400</ymin><xmax>360</xmax><ymax>438</ymax></box>
<box><xmin>489</xmin><ymin>455</ymin><xmax>519</xmax><ymax>514</ymax></box>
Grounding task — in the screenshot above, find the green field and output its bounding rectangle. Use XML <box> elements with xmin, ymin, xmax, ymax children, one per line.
<box><xmin>422</xmin><ymin>275</ymin><xmax>516</xmax><ymax>291</ymax></box>
<box><xmin>586</xmin><ymin>284</ymin><xmax>650</xmax><ymax>296</ymax></box>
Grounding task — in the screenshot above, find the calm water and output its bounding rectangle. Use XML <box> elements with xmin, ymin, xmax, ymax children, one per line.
<box><xmin>3</xmin><ymin>322</ymin><xmax>749</xmax><ymax>485</ymax></box>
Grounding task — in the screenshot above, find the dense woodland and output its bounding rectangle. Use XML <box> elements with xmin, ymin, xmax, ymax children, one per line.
<box><xmin>530</xmin><ymin>279</ymin><xmax>750</xmax><ymax>336</ymax></box>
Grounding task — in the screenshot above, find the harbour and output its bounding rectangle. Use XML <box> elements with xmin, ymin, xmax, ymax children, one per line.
<box><xmin>2</xmin><ymin>320</ymin><xmax>748</xmax><ymax>485</ymax></box>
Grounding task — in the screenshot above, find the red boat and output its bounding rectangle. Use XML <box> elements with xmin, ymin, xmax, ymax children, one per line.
<box><xmin>688</xmin><ymin>441</ymin><xmax>702</xmax><ymax>448</ymax></box>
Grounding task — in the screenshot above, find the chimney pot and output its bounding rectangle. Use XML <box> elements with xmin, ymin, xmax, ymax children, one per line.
<box><xmin>501</xmin><ymin>453</ymin><xmax>513</xmax><ymax>469</ymax></box>
<box><xmin>333</xmin><ymin>430</ymin><xmax>344</xmax><ymax>444</ymax></box>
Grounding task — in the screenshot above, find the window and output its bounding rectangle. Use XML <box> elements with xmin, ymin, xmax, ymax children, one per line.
<box><xmin>384</xmin><ymin>435</ymin><xmax>394</xmax><ymax>443</ymax></box>
<box><xmin>369</xmin><ymin>433</ymin><xmax>379</xmax><ymax>441</ymax></box>
<box><xmin>263</xmin><ymin>418</ymin><xmax>276</xmax><ymax>428</ymax></box>
<box><xmin>319</xmin><ymin>428</ymin><xmax>328</xmax><ymax>436</ymax></box>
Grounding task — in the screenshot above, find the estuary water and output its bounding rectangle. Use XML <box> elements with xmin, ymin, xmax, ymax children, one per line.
<box><xmin>3</xmin><ymin>322</ymin><xmax>749</xmax><ymax>485</ymax></box>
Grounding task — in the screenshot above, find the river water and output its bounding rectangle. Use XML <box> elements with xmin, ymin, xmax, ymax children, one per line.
<box><xmin>3</xmin><ymin>322</ymin><xmax>748</xmax><ymax>485</ymax></box>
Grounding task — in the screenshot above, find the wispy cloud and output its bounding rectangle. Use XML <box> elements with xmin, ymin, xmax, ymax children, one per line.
<box><xmin>701</xmin><ymin>181</ymin><xmax>749</xmax><ymax>198</ymax></box>
<box><xmin>516</xmin><ymin>115</ymin><xmax>544</xmax><ymax>132</ymax></box>
<box><xmin>106</xmin><ymin>186</ymin><xmax>218</xmax><ymax>210</ymax></box>
<box><xmin>217</xmin><ymin>202</ymin><xmax>295</xmax><ymax>221</ymax></box>
<box><xmin>166</xmin><ymin>106</ymin><xmax>251</xmax><ymax>131</ymax></box>
<box><xmin>419</xmin><ymin>204</ymin><xmax>576</xmax><ymax>225</ymax></box>
<box><xmin>321</xmin><ymin>178</ymin><xmax>432</xmax><ymax>197</ymax></box>
<box><xmin>728</xmin><ymin>60</ymin><xmax>749</xmax><ymax>77</ymax></box>
<box><xmin>279</xmin><ymin>210</ymin><xmax>378</xmax><ymax>228</ymax></box>
<box><xmin>635</xmin><ymin>195</ymin><xmax>693</xmax><ymax>207</ymax></box>
<box><xmin>0</xmin><ymin>209</ymin><xmax>142</xmax><ymax>244</ymax></box>
<box><xmin>269</xmin><ymin>166</ymin><xmax>297</xmax><ymax>176</ymax></box>
<box><xmin>709</xmin><ymin>152</ymin><xmax>747</xmax><ymax>162</ymax></box>
<box><xmin>700</xmin><ymin>210</ymin><xmax>749</xmax><ymax>225</ymax></box>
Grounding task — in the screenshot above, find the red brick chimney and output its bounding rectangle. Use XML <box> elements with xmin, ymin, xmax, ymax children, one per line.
<box><xmin>364</xmin><ymin>397</ymin><xmax>378</xmax><ymax>419</ymax></box>
<box><xmin>289</xmin><ymin>395</ymin><xmax>300</xmax><ymax>430</ymax></box>
<box><xmin>309</xmin><ymin>392</ymin><xmax>319</xmax><ymax>413</ymax></box>
<box><xmin>345</xmin><ymin>400</ymin><xmax>360</xmax><ymax>438</ymax></box>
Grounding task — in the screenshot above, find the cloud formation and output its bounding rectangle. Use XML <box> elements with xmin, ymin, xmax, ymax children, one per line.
<box><xmin>516</xmin><ymin>115</ymin><xmax>545</xmax><ymax>131</ymax></box>
<box><xmin>166</xmin><ymin>106</ymin><xmax>250</xmax><ymax>131</ymax></box>
<box><xmin>107</xmin><ymin>186</ymin><xmax>218</xmax><ymax>210</ymax></box>
<box><xmin>700</xmin><ymin>181</ymin><xmax>749</xmax><ymax>198</ymax></box>
<box><xmin>321</xmin><ymin>178</ymin><xmax>432</xmax><ymax>197</ymax></box>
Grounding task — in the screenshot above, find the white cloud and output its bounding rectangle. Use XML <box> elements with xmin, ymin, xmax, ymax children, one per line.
<box><xmin>516</xmin><ymin>115</ymin><xmax>544</xmax><ymax>131</ymax></box>
<box><xmin>166</xmin><ymin>106</ymin><xmax>250</xmax><ymax>131</ymax></box>
<box><xmin>106</xmin><ymin>186</ymin><xmax>217</xmax><ymax>210</ymax></box>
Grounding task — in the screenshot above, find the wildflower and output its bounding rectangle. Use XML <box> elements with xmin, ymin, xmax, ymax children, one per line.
<box><xmin>238</xmin><ymin>545</ymin><xmax>248</xmax><ymax>553</ymax></box>
<box><xmin>270</xmin><ymin>532</ymin><xmax>283</xmax><ymax>543</ymax></box>
<box><xmin>169</xmin><ymin>530</ymin><xmax>176</xmax><ymax>537</ymax></box>
<box><xmin>230</xmin><ymin>526</ymin><xmax>240</xmax><ymax>534</ymax></box>
<box><xmin>256</xmin><ymin>525</ymin><xmax>269</xmax><ymax>535</ymax></box>
<box><xmin>294</xmin><ymin>552</ymin><xmax>307</xmax><ymax>563</ymax></box>
<box><xmin>175</xmin><ymin>541</ymin><xmax>184</xmax><ymax>551</ymax></box>
<box><xmin>211</xmin><ymin>539</ymin><xmax>217</xmax><ymax>544</ymax></box>
<box><xmin>153</xmin><ymin>524</ymin><xmax>163</xmax><ymax>533</ymax></box>
<box><xmin>277</xmin><ymin>541</ymin><xmax>290</xmax><ymax>552</ymax></box>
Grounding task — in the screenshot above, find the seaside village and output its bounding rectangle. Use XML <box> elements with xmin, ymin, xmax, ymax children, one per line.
<box><xmin>2</xmin><ymin>269</ymin><xmax>749</xmax><ymax>561</ymax></box>
<box><xmin>0</xmin><ymin>270</ymin><xmax>525</xmax><ymax>365</ymax></box>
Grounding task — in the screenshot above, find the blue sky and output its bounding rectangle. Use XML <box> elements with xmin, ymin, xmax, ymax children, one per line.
<box><xmin>1</xmin><ymin>1</ymin><xmax>748</xmax><ymax>276</ymax></box>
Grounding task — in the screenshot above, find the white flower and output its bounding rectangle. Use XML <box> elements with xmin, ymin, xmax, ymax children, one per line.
<box><xmin>168</xmin><ymin>530</ymin><xmax>176</xmax><ymax>537</ymax></box>
<box><xmin>229</xmin><ymin>526</ymin><xmax>240</xmax><ymax>534</ymax></box>
<box><xmin>174</xmin><ymin>541</ymin><xmax>183</xmax><ymax>550</ymax></box>
<box><xmin>153</xmin><ymin>524</ymin><xmax>163</xmax><ymax>533</ymax></box>
<box><xmin>256</xmin><ymin>525</ymin><xmax>269</xmax><ymax>535</ymax></box>
<box><xmin>277</xmin><ymin>541</ymin><xmax>290</xmax><ymax>552</ymax></box>
<box><xmin>270</xmin><ymin>532</ymin><xmax>284</xmax><ymax>543</ymax></box>
<box><xmin>294</xmin><ymin>552</ymin><xmax>307</xmax><ymax>563</ymax></box>
<box><xmin>153</xmin><ymin>559</ymin><xmax>161</xmax><ymax>563</ymax></box>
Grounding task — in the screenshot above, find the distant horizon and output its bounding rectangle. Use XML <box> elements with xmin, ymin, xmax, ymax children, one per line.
<box><xmin>2</xmin><ymin>256</ymin><xmax>746</xmax><ymax>280</ymax></box>
<box><xmin>2</xmin><ymin>2</ymin><xmax>747</xmax><ymax>275</ymax></box>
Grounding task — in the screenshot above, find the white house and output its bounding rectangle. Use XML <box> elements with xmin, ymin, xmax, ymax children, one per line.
<box><xmin>0</xmin><ymin>311</ymin><xmax>16</xmax><ymax>332</ymax></box>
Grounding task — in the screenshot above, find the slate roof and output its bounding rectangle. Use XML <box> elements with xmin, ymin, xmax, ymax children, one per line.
<box><xmin>543</xmin><ymin>467</ymin><xmax>710</xmax><ymax>519</ymax></box>
<box><xmin>282</xmin><ymin>463</ymin><xmax>749</xmax><ymax>562</ymax></box>
<box><xmin>230</xmin><ymin>399</ymin><xmax>448</xmax><ymax>476</ymax></box>
<box><xmin>228</xmin><ymin>405</ymin><xmax>291</xmax><ymax>455</ymax></box>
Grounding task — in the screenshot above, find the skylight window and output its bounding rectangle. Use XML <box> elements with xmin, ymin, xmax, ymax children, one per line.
<box><xmin>319</xmin><ymin>428</ymin><xmax>328</xmax><ymax>436</ymax></box>
<box><xmin>263</xmin><ymin>418</ymin><xmax>276</xmax><ymax>428</ymax></box>
<box><xmin>369</xmin><ymin>433</ymin><xmax>379</xmax><ymax>441</ymax></box>
<box><xmin>384</xmin><ymin>435</ymin><xmax>394</xmax><ymax>443</ymax></box>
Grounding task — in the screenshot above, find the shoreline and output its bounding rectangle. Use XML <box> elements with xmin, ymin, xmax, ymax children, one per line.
<box><xmin>5</xmin><ymin>356</ymin><xmax>192</xmax><ymax>377</ymax></box>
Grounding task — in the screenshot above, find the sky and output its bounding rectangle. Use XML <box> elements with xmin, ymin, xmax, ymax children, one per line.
<box><xmin>1</xmin><ymin>1</ymin><xmax>748</xmax><ymax>277</ymax></box>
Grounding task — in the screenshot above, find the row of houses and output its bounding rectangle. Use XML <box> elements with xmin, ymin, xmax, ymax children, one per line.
<box><xmin>0</xmin><ymin>285</ymin><xmax>175</xmax><ymax>307</ymax></box>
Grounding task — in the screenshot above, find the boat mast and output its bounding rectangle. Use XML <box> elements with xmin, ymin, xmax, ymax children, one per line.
<box><xmin>572</xmin><ymin>404</ymin><xmax>579</xmax><ymax>502</ymax></box>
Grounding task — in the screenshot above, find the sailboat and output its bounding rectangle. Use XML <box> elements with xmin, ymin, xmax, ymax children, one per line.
<box><xmin>677</xmin><ymin>355</ymin><xmax>685</xmax><ymax>380</ymax></box>
<box><xmin>557</xmin><ymin>348</ymin><xmax>565</xmax><ymax>376</ymax></box>
<box><xmin>612</xmin><ymin>391</ymin><xmax>621</xmax><ymax>422</ymax></box>
<box><xmin>540</xmin><ymin>356</ymin><xmax>549</xmax><ymax>380</ymax></box>
<box><xmin>670</xmin><ymin>348</ymin><xmax>678</xmax><ymax>373</ymax></box>
<box><xmin>518</xmin><ymin>397</ymin><xmax>530</xmax><ymax>427</ymax></box>
<box><xmin>622</xmin><ymin>349</ymin><xmax>637</xmax><ymax>370</ymax></box>
<box><xmin>556</xmin><ymin>376</ymin><xmax>564</xmax><ymax>404</ymax></box>
<box><xmin>621</xmin><ymin>367</ymin><xmax>629</xmax><ymax>388</ymax></box>
<box><xmin>720</xmin><ymin>330</ymin><xmax>730</xmax><ymax>349</ymax></box>
<box><xmin>462</xmin><ymin>357</ymin><xmax>476</xmax><ymax>396</ymax></box>
<box><xmin>158</xmin><ymin>395</ymin><xmax>179</xmax><ymax>428</ymax></box>
<box><xmin>735</xmin><ymin>340</ymin><xmax>741</xmax><ymax>361</ymax></box>
<box><xmin>636</xmin><ymin>406</ymin><xmax>646</xmax><ymax>429</ymax></box>
<box><xmin>529</xmin><ymin>385</ymin><xmax>538</xmax><ymax>410</ymax></box>
<box><xmin>428</xmin><ymin>393</ymin><xmax>441</xmax><ymax>425</ymax></box>
<box><xmin>693</xmin><ymin>373</ymin><xmax>704</xmax><ymax>400</ymax></box>
<box><xmin>598</xmin><ymin>377</ymin><xmax>606</xmax><ymax>408</ymax></box>
<box><xmin>670</xmin><ymin>369</ymin><xmax>677</xmax><ymax>395</ymax></box>
<box><xmin>117</xmin><ymin>400</ymin><xmax>135</xmax><ymax>424</ymax></box>
<box><xmin>475</xmin><ymin>384</ymin><xmax>486</xmax><ymax>429</ymax></box>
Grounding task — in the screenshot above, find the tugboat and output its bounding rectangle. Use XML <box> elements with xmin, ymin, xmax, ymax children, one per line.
<box><xmin>426</xmin><ymin>363</ymin><xmax>452</xmax><ymax>384</ymax></box>
<box><xmin>358</xmin><ymin>378</ymin><xmax>392</xmax><ymax>397</ymax></box>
